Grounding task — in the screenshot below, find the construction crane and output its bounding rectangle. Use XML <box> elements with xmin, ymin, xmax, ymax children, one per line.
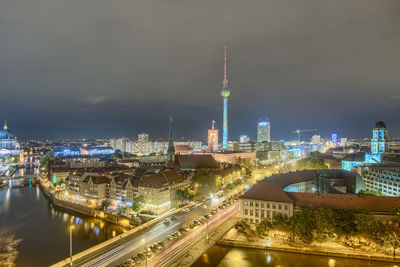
<box><xmin>292</xmin><ymin>129</ymin><xmax>317</xmax><ymax>145</ymax></box>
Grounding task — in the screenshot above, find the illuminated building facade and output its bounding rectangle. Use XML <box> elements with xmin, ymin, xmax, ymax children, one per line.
<box><xmin>208</xmin><ymin>120</ymin><xmax>218</xmax><ymax>152</ymax></box>
<box><xmin>240</xmin><ymin>135</ymin><xmax>250</xmax><ymax>143</ymax></box>
<box><xmin>0</xmin><ymin>121</ymin><xmax>20</xmax><ymax>157</ymax></box>
<box><xmin>221</xmin><ymin>46</ymin><xmax>230</xmax><ymax>149</ymax></box>
<box><xmin>53</xmin><ymin>146</ymin><xmax>81</xmax><ymax>157</ymax></box>
<box><xmin>80</xmin><ymin>146</ymin><xmax>115</xmax><ymax>156</ymax></box>
<box><xmin>257</xmin><ymin>120</ymin><xmax>271</xmax><ymax>142</ymax></box>
<box><xmin>342</xmin><ymin>121</ymin><xmax>389</xmax><ymax>171</ymax></box>
<box><xmin>138</xmin><ymin>133</ymin><xmax>149</xmax><ymax>142</ymax></box>
<box><xmin>331</xmin><ymin>133</ymin><xmax>338</xmax><ymax>147</ymax></box>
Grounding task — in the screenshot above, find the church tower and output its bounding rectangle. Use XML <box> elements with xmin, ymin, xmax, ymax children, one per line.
<box><xmin>167</xmin><ymin>117</ymin><xmax>175</xmax><ymax>163</ymax></box>
<box><xmin>371</xmin><ymin>120</ymin><xmax>389</xmax><ymax>154</ymax></box>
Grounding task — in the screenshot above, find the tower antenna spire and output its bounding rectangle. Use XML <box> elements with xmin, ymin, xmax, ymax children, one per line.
<box><xmin>3</xmin><ymin>120</ymin><xmax>7</xmax><ymax>130</ymax></box>
<box><xmin>223</xmin><ymin>46</ymin><xmax>228</xmax><ymax>88</ymax></box>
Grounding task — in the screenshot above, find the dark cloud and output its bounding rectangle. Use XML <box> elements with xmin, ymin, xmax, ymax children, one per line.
<box><xmin>1</xmin><ymin>0</ymin><xmax>400</xmax><ymax>141</ymax></box>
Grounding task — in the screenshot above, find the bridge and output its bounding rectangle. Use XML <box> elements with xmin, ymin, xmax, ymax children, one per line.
<box><xmin>51</xmin><ymin>202</ymin><xmax>239</xmax><ymax>267</ymax></box>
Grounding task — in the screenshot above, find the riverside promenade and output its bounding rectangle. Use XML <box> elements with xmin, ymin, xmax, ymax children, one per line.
<box><xmin>217</xmin><ymin>232</ymin><xmax>400</xmax><ymax>264</ymax></box>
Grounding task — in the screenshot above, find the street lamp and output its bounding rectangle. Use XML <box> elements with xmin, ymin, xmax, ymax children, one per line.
<box><xmin>203</xmin><ymin>205</ymin><xmax>209</xmax><ymax>243</ymax></box>
<box><xmin>142</xmin><ymin>238</ymin><xmax>147</xmax><ymax>267</ymax></box>
<box><xmin>69</xmin><ymin>225</ymin><xmax>75</xmax><ymax>267</ymax></box>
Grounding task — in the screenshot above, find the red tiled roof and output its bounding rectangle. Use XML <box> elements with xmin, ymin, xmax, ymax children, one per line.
<box><xmin>287</xmin><ymin>192</ymin><xmax>400</xmax><ymax>213</ymax></box>
<box><xmin>174</xmin><ymin>145</ymin><xmax>193</xmax><ymax>152</ymax></box>
<box><xmin>241</xmin><ymin>181</ymin><xmax>294</xmax><ymax>203</ymax></box>
<box><xmin>82</xmin><ymin>175</ymin><xmax>109</xmax><ymax>184</ymax></box>
<box><xmin>174</xmin><ymin>154</ymin><xmax>219</xmax><ymax>169</ymax></box>
<box><xmin>139</xmin><ymin>169</ymin><xmax>186</xmax><ymax>188</ymax></box>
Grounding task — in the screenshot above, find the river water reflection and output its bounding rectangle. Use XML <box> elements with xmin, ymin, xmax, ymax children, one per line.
<box><xmin>0</xmin><ymin>186</ymin><xmax>125</xmax><ymax>267</ymax></box>
<box><xmin>192</xmin><ymin>245</ymin><xmax>399</xmax><ymax>267</ymax></box>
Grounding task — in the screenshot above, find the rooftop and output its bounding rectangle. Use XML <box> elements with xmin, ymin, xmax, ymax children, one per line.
<box><xmin>287</xmin><ymin>192</ymin><xmax>400</xmax><ymax>213</ymax></box>
<box><xmin>241</xmin><ymin>181</ymin><xmax>294</xmax><ymax>203</ymax></box>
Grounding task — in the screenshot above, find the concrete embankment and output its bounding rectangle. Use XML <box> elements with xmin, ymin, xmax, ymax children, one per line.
<box><xmin>217</xmin><ymin>239</ymin><xmax>400</xmax><ymax>263</ymax></box>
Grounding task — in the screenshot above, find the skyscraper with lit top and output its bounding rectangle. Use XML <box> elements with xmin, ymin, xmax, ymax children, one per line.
<box><xmin>221</xmin><ymin>46</ymin><xmax>230</xmax><ymax>149</ymax></box>
<box><xmin>257</xmin><ymin>120</ymin><xmax>271</xmax><ymax>142</ymax></box>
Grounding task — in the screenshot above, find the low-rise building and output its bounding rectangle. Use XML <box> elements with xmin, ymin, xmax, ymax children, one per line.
<box><xmin>80</xmin><ymin>175</ymin><xmax>109</xmax><ymax>203</ymax></box>
<box><xmin>361</xmin><ymin>164</ymin><xmax>400</xmax><ymax>196</ymax></box>
<box><xmin>240</xmin><ymin>181</ymin><xmax>294</xmax><ymax>224</ymax></box>
<box><xmin>240</xmin><ymin>176</ymin><xmax>400</xmax><ymax>223</ymax></box>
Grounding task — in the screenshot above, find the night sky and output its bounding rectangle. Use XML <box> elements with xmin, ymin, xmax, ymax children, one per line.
<box><xmin>1</xmin><ymin>0</ymin><xmax>400</xmax><ymax>141</ymax></box>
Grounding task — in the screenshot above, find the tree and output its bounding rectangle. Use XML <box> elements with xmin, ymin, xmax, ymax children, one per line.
<box><xmin>130</xmin><ymin>195</ymin><xmax>146</xmax><ymax>212</ymax></box>
<box><xmin>192</xmin><ymin>169</ymin><xmax>218</xmax><ymax>197</ymax></box>
<box><xmin>176</xmin><ymin>188</ymin><xmax>192</xmax><ymax>202</ymax></box>
<box><xmin>256</xmin><ymin>219</ymin><xmax>273</xmax><ymax>237</ymax></box>
<box><xmin>240</xmin><ymin>158</ymin><xmax>256</xmax><ymax>179</ymax></box>
<box><xmin>289</xmin><ymin>205</ymin><xmax>316</xmax><ymax>243</ymax></box>
<box><xmin>101</xmin><ymin>199</ymin><xmax>112</xmax><ymax>210</ymax></box>
<box><xmin>39</xmin><ymin>151</ymin><xmax>54</xmax><ymax>171</ymax></box>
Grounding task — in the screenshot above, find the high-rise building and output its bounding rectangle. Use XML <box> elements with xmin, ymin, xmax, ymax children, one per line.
<box><xmin>340</xmin><ymin>138</ymin><xmax>348</xmax><ymax>147</ymax></box>
<box><xmin>208</xmin><ymin>120</ymin><xmax>218</xmax><ymax>152</ymax></box>
<box><xmin>138</xmin><ymin>133</ymin><xmax>149</xmax><ymax>142</ymax></box>
<box><xmin>331</xmin><ymin>133</ymin><xmax>338</xmax><ymax>147</ymax></box>
<box><xmin>257</xmin><ymin>120</ymin><xmax>271</xmax><ymax>142</ymax></box>
<box><xmin>311</xmin><ymin>135</ymin><xmax>321</xmax><ymax>145</ymax></box>
<box><xmin>240</xmin><ymin>135</ymin><xmax>249</xmax><ymax>143</ymax></box>
<box><xmin>221</xmin><ymin>46</ymin><xmax>230</xmax><ymax>149</ymax></box>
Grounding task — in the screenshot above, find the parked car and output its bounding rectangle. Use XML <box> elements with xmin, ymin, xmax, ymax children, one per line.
<box><xmin>163</xmin><ymin>219</ymin><xmax>170</xmax><ymax>224</ymax></box>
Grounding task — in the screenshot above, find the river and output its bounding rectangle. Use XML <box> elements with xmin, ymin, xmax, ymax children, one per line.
<box><xmin>192</xmin><ymin>245</ymin><xmax>398</xmax><ymax>267</ymax></box>
<box><xmin>0</xmin><ymin>186</ymin><xmax>125</xmax><ymax>267</ymax></box>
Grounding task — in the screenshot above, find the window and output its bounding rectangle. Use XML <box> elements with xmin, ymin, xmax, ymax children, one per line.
<box><xmin>250</xmin><ymin>201</ymin><xmax>253</xmax><ymax>207</ymax></box>
<box><xmin>255</xmin><ymin>202</ymin><xmax>259</xmax><ymax>207</ymax></box>
<box><xmin>250</xmin><ymin>210</ymin><xmax>253</xmax><ymax>216</ymax></box>
<box><xmin>267</xmin><ymin>210</ymin><xmax>271</xmax><ymax>219</ymax></box>
<box><xmin>245</xmin><ymin>209</ymin><xmax>248</xmax><ymax>215</ymax></box>
<box><xmin>284</xmin><ymin>204</ymin><xmax>288</xmax><ymax>210</ymax></box>
<box><xmin>272</xmin><ymin>204</ymin><xmax>276</xmax><ymax>209</ymax></box>
<box><xmin>278</xmin><ymin>204</ymin><xmax>282</xmax><ymax>210</ymax></box>
<box><xmin>261</xmin><ymin>203</ymin><xmax>265</xmax><ymax>208</ymax></box>
<box><xmin>244</xmin><ymin>201</ymin><xmax>248</xmax><ymax>206</ymax></box>
<box><xmin>250</xmin><ymin>218</ymin><xmax>253</xmax><ymax>223</ymax></box>
<box><xmin>255</xmin><ymin>209</ymin><xmax>259</xmax><ymax>217</ymax></box>
<box><xmin>267</xmin><ymin>203</ymin><xmax>270</xmax><ymax>209</ymax></box>
<box><xmin>261</xmin><ymin>210</ymin><xmax>265</xmax><ymax>219</ymax></box>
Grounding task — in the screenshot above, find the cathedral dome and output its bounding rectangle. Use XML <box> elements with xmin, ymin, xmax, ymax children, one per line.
<box><xmin>374</xmin><ymin>120</ymin><xmax>387</xmax><ymax>129</ymax></box>
<box><xmin>0</xmin><ymin>129</ymin><xmax>16</xmax><ymax>140</ymax></box>
<box><xmin>0</xmin><ymin>121</ymin><xmax>17</xmax><ymax>140</ymax></box>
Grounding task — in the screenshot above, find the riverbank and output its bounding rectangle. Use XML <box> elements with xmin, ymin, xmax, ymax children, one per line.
<box><xmin>217</xmin><ymin>229</ymin><xmax>400</xmax><ymax>264</ymax></box>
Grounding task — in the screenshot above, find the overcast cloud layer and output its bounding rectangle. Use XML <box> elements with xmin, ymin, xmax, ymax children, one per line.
<box><xmin>1</xmin><ymin>0</ymin><xmax>400</xmax><ymax>141</ymax></box>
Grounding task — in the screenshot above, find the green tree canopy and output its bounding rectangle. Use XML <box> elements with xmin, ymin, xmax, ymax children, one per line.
<box><xmin>192</xmin><ymin>169</ymin><xmax>218</xmax><ymax>197</ymax></box>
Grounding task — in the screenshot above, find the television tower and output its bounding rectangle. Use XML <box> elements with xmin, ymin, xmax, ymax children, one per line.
<box><xmin>221</xmin><ymin>45</ymin><xmax>230</xmax><ymax>149</ymax></box>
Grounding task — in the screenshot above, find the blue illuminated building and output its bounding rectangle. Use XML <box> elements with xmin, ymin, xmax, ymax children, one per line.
<box><xmin>331</xmin><ymin>133</ymin><xmax>338</xmax><ymax>147</ymax></box>
<box><xmin>342</xmin><ymin>121</ymin><xmax>388</xmax><ymax>171</ymax></box>
<box><xmin>53</xmin><ymin>146</ymin><xmax>81</xmax><ymax>157</ymax></box>
<box><xmin>84</xmin><ymin>146</ymin><xmax>114</xmax><ymax>156</ymax></box>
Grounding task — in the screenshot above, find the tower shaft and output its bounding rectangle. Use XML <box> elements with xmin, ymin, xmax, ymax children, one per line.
<box><xmin>223</xmin><ymin>98</ymin><xmax>228</xmax><ymax>149</ymax></box>
<box><xmin>221</xmin><ymin>45</ymin><xmax>230</xmax><ymax>150</ymax></box>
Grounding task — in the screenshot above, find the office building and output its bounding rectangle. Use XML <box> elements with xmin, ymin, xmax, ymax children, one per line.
<box><xmin>257</xmin><ymin>120</ymin><xmax>271</xmax><ymax>142</ymax></box>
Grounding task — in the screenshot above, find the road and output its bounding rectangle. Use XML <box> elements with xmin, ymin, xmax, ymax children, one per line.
<box><xmin>77</xmin><ymin>198</ymin><xmax>229</xmax><ymax>267</ymax></box>
<box><xmin>149</xmin><ymin>202</ymin><xmax>239</xmax><ymax>267</ymax></box>
<box><xmin>57</xmin><ymin>165</ymin><xmax>280</xmax><ymax>267</ymax></box>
